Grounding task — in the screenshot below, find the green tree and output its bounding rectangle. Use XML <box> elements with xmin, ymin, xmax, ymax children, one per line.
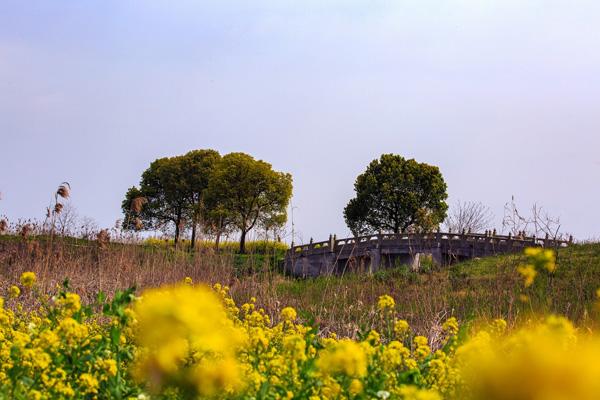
<box><xmin>205</xmin><ymin>153</ymin><xmax>293</xmax><ymax>253</ymax></box>
<box><xmin>181</xmin><ymin>149</ymin><xmax>221</xmax><ymax>248</ymax></box>
<box><xmin>123</xmin><ymin>156</ymin><xmax>189</xmax><ymax>244</ymax></box>
<box><xmin>202</xmin><ymin>204</ymin><xmax>235</xmax><ymax>251</ymax></box>
<box><xmin>344</xmin><ymin>154</ymin><xmax>448</xmax><ymax>235</ymax></box>
<box><xmin>122</xmin><ymin>150</ymin><xmax>220</xmax><ymax>245</ymax></box>
<box><xmin>121</xmin><ymin>186</ymin><xmax>147</xmax><ymax>231</ymax></box>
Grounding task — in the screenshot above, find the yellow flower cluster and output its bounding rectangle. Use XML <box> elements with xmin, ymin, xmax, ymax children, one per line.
<box><xmin>525</xmin><ymin>247</ymin><xmax>557</xmax><ymax>272</ymax></box>
<box><xmin>132</xmin><ymin>284</ymin><xmax>244</xmax><ymax>396</ymax></box>
<box><xmin>20</xmin><ymin>271</ymin><xmax>36</xmax><ymax>288</ymax></box>
<box><xmin>0</xmin><ymin>272</ymin><xmax>139</xmax><ymax>399</ymax></box>
<box><xmin>3</xmin><ymin>256</ymin><xmax>600</xmax><ymax>399</ymax></box>
<box><xmin>517</xmin><ymin>247</ymin><xmax>556</xmax><ymax>288</ymax></box>
<box><xmin>378</xmin><ymin>294</ymin><xmax>396</xmax><ymax>313</ymax></box>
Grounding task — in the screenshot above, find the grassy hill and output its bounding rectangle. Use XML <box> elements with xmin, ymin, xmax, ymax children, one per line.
<box><xmin>1</xmin><ymin>233</ymin><xmax>599</xmax><ymax>336</ymax></box>
<box><xmin>273</xmin><ymin>242</ymin><xmax>600</xmax><ymax>335</ymax></box>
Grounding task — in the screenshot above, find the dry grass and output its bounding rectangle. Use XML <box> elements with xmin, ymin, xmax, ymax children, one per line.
<box><xmin>1</xmin><ymin>235</ymin><xmax>599</xmax><ymax>338</ymax></box>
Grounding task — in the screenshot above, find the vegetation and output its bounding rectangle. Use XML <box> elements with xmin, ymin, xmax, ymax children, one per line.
<box><xmin>143</xmin><ymin>238</ymin><xmax>288</xmax><ymax>256</ymax></box>
<box><xmin>2</xmin><ymin>231</ymin><xmax>600</xmax><ymax>333</ymax></box>
<box><xmin>344</xmin><ymin>154</ymin><xmax>448</xmax><ymax>236</ymax></box>
<box><xmin>122</xmin><ymin>150</ymin><xmax>292</xmax><ymax>252</ymax></box>
<box><xmin>2</xmin><ymin>245</ymin><xmax>600</xmax><ymax>399</ymax></box>
<box><xmin>204</xmin><ymin>153</ymin><xmax>293</xmax><ymax>254</ymax></box>
<box><xmin>1</xmin><ymin>163</ymin><xmax>599</xmax><ymax>399</ymax></box>
<box><xmin>443</xmin><ymin>201</ymin><xmax>494</xmax><ymax>234</ymax></box>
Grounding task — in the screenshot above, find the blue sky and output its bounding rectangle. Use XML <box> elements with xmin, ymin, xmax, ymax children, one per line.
<box><xmin>1</xmin><ymin>1</ymin><xmax>599</xmax><ymax>242</ymax></box>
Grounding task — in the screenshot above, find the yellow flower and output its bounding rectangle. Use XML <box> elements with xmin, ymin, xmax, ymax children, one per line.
<box><xmin>317</xmin><ymin>339</ymin><xmax>367</xmax><ymax>377</ymax></box>
<box><xmin>394</xmin><ymin>319</ymin><xmax>410</xmax><ymax>339</ymax></box>
<box><xmin>57</xmin><ymin>293</ymin><xmax>81</xmax><ymax>315</ymax></box>
<box><xmin>413</xmin><ymin>336</ymin><xmax>431</xmax><ymax>361</ymax></box>
<box><xmin>517</xmin><ymin>264</ymin><xmax>537</xmax><ymax>288</ymax></box>
<box><xmin>459</xmin><ymin>316</ymin><xmax>600</xmax><ymax>400</ymax></box>
<box><xmin>524</xmin><ymin>247</ymin><xmax>556</xmax><ymax>273</ymax></box>
<box><xmin>133</xmin><ymin>284</ymin><xmax>244</xmax><ymax>393</ymax></box>
<box><xmin>57</xmin><ymin>317</ymin><xmax>89</xmax><ymax>344</ymax></box>
<box><xmin>28</xmin><ymin>390</ymin><xmax>42</xmax><ymax>400</ymax></box>
<box><xmin>9</xmin><ymin>285</ymin><xmax>20</xmax><ymax>298</ymax></box>
<box><xmin>78</xmin><ymin>373</ymin><xmax>99</xmax><ymax>394</ymax></box>
<box><xmin>20</xmin><ymin>271</ymin><xmax>36</xmax><ymax>288</ymax></box>
<box><xmin>192</xmin><ymin>357</ymin><xmax>241</xmax><ymax>396</ymax></box>
<box><xmin>283</xmin><ymin>334</ymin><xmax>307</xmax><ymax>362</ymax></box>
<box><xmin>184</xmin><ymin>276</ymin><xmax>193</xmax><ymax>285</ymax></box>
<box><xmin>397</xmin><ymin>385</ymin><xmax>441</xmax><ymax>400</ymax></box>
<box><xmin>98</xmin><ymin>359</ymin><xmax>118</xmax><ymax>377</ymax></box>
<box><xmin>349</xmin><ymin>378</ymin><xmax>363</xmax><ymax>395</ymax></box>
<box><xmin>280</xmin><ymin>306</ymin><xmax>297</xmax><ymax>322</ymax></box>
<box><xmin>377</xmin><ymin>294</ymin><xmax>396</xmax><ymax>313</ymax></box>
<box><xmin>491</xmin><ymin>319</ymin><xmax>507</xmax><ymax>335</ymax></box>
<box><xmin>366</xmin><ymin>329</ymin><xmax>381</xmax><ymax>345</ymax></box>
<box><xmin>442</xmin><ymin>317</ymin><xmax>459</xmax><ymax>337</ymax></box>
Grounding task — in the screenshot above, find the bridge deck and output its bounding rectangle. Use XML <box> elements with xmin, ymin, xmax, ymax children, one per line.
<box><xmin>284</xmin><ymin>232</ymin><xmax>570</xmax><ymax>277</ymax></box>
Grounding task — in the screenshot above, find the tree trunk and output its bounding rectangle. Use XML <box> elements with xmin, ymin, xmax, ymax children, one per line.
<box><xmin>215</xmin><ymin>231</ymin><xmax>221</xmax><ymax>252</ymax></box>
<box><xmin>190</xmin><ymin>222</ymin><xmax>197</xmax><ymax>252</ymax></box>
<box><xmin>239</xmin><ymin>229</ymin><xmax>247</xmax><ymax>254</ymax></box>
<box><xmin>174</xmin><ymin>215</ymin><xmax>181</xmax><ymax>246</ymax></box>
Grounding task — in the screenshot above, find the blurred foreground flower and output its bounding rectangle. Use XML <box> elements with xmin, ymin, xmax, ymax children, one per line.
<box><xmin>133</xmin><ymin>284</ymin><xmax>245</xmax><ymax>396</ymax></box>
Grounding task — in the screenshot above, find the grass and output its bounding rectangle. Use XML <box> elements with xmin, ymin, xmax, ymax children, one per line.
<box><xmin>1</xmin><ymin>232</ymin><xmax>599</xmax><ymax>337</ymax></box>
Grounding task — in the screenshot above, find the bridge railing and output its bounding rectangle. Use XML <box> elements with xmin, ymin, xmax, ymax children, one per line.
<box><xmin>289</xmin><ymin>232</ymin><xmax>571</xmax><ymax>256</ymax></box>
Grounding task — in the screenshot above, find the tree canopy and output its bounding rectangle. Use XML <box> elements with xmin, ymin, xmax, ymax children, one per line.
<box><xmin>344</xmin><ymin>154</ymin><xmax>448</xmax><ymax>235</ymax></box>
<box><xmin>122</xmin><ymin>150</ymin><xmax>292</xmax><ymax>252</ymax></box>
<box><xmin>122</xmin><ymin>155</ymin><xmax>193</xmax><ymax>243</ymax></box>
<box><xmin>205</xmin><ymin>152</ymin><xmax>293</xmax><ymax>253</ymax></box>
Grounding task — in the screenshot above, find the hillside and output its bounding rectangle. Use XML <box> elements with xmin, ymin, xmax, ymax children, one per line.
<box><xmin>1</xmin><ymin>234</ymin><xmax>599</xmax><ymax>336</ymax></box>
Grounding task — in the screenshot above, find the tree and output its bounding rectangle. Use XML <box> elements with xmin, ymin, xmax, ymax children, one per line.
<box><xmin>344</xmin><ymin>154</ymin><xmax>448</xmax><ymax>235</ymax></box>
<box><xmin>122</xmin><ymin>156</ymin><xmax>193</xmax><ymax>244</ymax></box>
<box><xmin>205</xmin><ymin>153</ymin><xmax>293</xmax><ymax>253</ymax></box>
<box><xmin>444</xmin><ymin>200</ymin><xmax>494</xmax><ymax>233</ymax></box>
<box><xmin>55</xmin><ymin>201</ymin><xmax>79</xmax><ymax>236</ymax></box>
<box><xmin>180</xmin><ymin>149</ymin><xmax>221</xmax><ymax>248</ymax></box>
<box><xmin>202</xmin><ymin>204</ymin><xmax>235</xmax><ymax>251</ymax></box>
<box><xmin>502</xmin><ymin>196</ymin><xmax>565</xmax><ymax>239</ymax></box>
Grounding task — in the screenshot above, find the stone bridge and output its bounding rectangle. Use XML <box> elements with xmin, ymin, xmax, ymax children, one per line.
<box><xmin>284</xmin><ymin>231</ymin><xmax>571</xmax><ymax>277</ymax></box>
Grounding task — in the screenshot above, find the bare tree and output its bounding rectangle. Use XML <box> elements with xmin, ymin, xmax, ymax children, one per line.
<box><xmin>78</xmin><ymin>216</ymin><xmax>99</xmax><ymax>240</ymax></box>
<box><xmin>502</xmin><ymin>196</ymin><xmax>565</xmax><ymax>239</ymax></box>
<box><xmin>444</xmin><ymin>200</ymin><xmax>494</xmax><ymax>233</ymax></box>
<box><xmin>55</xmin><ymin>202</ymin><xmax>79</xmax><ymax>236</ymax></box>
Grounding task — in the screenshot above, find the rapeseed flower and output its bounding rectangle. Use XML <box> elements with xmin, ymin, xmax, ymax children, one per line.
<box><xmin>280</xmin><ymin>306</ymin><xmax>297</xmax><ymax>322</ymax></box>
<box><xmin>318</xmin><ymin>339</ymin><xmax>367</xmax><ymax>377</ymax></box>
<box><xmin>394</xmin><ymin>319</ymin><xmax>410</xmax><ymax>339</ymax></box>
<box><xmin>9</xmin><ymin>285</ymin><xmax>20</xmax><ymax>298</ymax></box>
<box><xmin>79</xmin><ymin>373</ymin><xmax>99</xmax><ymax>394</ymax></box>
<box><xmin>525</xmin><ymin>247</ymin><xmax>556</xmax><ymax>273</ymax></box>
<box><xmin>517</xmin><ymin>264</ymin><xmax>537</xmax><ymax>287</ymax></box>
<box><xmin>57</xmin><ymin>292</ymin><xmax>81</xmax><ymax>315</ymax></box>
<box><xmin>378</xmin><ymin>294</ymin><xmax>396</xmax><ymax>313</ymax></box>
<box><xmin>20</xmin><ymin>271</ymin><xmax>36</xmax><ymax>288</ymax></box>
<box><xmin>133</xmin><ymin>284</ymin><xmax>244</xmax><ymax>394</ymax></box>
<box><xmin>442</xmin><ymin>317</ymin><xmax>459</xmax><ymax>337</ymax></box>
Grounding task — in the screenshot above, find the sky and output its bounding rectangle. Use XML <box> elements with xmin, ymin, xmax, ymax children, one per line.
<box><xmin>1</xmin><ymin>0</ymin><xmax>599</xmax><ymax>243</ymax></box>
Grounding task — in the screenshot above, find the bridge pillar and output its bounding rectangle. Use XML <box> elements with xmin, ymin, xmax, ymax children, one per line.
<box><xmin>430</xmin><ymin>247</ymin><xmax>443</xmax><ymax>266</ymax></box>
<box><xmin>369</xmin><ymin>247</ymin><xmax>381</xmax><ymax>274</ymax></box>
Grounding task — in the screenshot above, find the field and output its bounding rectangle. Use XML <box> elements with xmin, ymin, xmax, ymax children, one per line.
<box><xmin>1</xmin><ymin>234</ymin><xmax>600</xmax><ymax>399</ymax></box>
